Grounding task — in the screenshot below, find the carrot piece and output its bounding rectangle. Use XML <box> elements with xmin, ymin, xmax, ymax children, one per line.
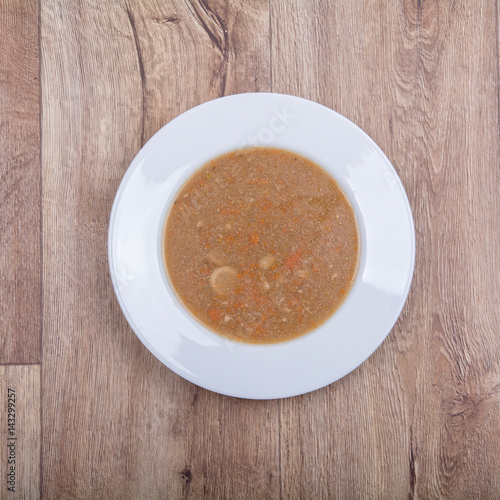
<box><xmin>208</xmin><ymin>308</ymin><xmax>222</xmax><ymax>322</ymax></box>
<box><xmin>254</xmin><ymin>325</ymin><xmax>264</xmax><ymax>336</ymax></box>
<box><xmin>284</xmin><ymin>250</ymin><xmax>302</xmax><ymax>269</ymax></box>
<box><xmin>220</xmin><ymin>207</ymin><xmax>240</xmax><ymax>215</ymax></box>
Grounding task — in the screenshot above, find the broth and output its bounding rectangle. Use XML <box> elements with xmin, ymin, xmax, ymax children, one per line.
<box><xmin>164</xmin><ymin>147</ymin><xmax>359</xmax><ymax>344</ymax></box>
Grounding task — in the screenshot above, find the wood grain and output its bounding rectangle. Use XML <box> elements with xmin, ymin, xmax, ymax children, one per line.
<box><xmin>0</xmin><ymin>365</ymin><xmax>41</xmax><ymax>499</ymax></box>
<box><xmin>41</xmin><ymin>1</ymin><xmax>275</xmax><ymax>498</ymax></box>
<box><xmin>127</xmin><ymin>0</ymin><xmax>270</xmax><ymax>143</ymax></box>
<box><xmin>272</xmin><ymin>0</ymin><xmax>500</xmax><ymax>498</ymax></box>
<box><xmin>0</xmin><ymin>0</ymin><xmax>497</xmax><ymax>498</ymax></box>
<box><xmin>0</xmin><ymin>0</ymin><xmax>41</xmax><ymax>363</ymax></box>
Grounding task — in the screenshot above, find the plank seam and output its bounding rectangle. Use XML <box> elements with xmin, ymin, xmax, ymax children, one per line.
<box><xmin>0</xmin><ymin>362</ymin><xmax>42</xmax><ymax>367</ymax></box>
<box><xmin>125</xmin><ymin>3</ymin><xmax>145</xmax><ymax>147</ymax></box>
<box><xmin>496</xmin><ymin>0</ymin><xmax>500</xmax><ymax>145</ymax></box>
<box><xmin>38</xmin><ymin>0</ymin><xmax>44</xmax><ymax>497</ymax></box>
<box><xmin>269</xmin><ymin>0</ymin><xmax>273</xmax><ymax>92</ymax></box>
<box><xmin>278</xmin><ymin>398</ymin><xmax>282</xmax><ymax>500</ymax></box>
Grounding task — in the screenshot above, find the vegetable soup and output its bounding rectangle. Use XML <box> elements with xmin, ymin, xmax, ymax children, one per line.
<box><xmin>164</xmin><ymin>147</ymin><xmax>359</xmax><ymax>344</ymax></box>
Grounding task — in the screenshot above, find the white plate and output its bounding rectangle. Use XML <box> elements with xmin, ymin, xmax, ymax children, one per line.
<box><xmin>108</xmin><ymin>93</ymin><xmax>415</xmax><ymax>399</ymax></box>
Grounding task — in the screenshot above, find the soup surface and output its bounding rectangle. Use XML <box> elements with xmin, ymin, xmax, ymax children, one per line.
<box><xmin>164</xmin><ymin>147</ymin><xmax>359</xmax><ymax>344</ymax></box>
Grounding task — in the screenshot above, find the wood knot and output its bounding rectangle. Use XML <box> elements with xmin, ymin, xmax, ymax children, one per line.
<box><xmin>156</xmin><ymin>17</ymin><xmax>181</xmax><ymax>25</ymax></box>
<box><xmin>192</xmin><ymin>392</ymin><xmax>199</xmax><ymax>407</ymax></box>
<box><xmin>180</xmin><ymin>467</ymin><xmax>192</xmax><ymax>485</ymax></box>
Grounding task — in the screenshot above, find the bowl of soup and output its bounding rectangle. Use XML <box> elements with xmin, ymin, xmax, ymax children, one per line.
<box><xmin>164</xmin><ymin>147</ymin><xmax>359</xmax><ymax>344</ymax></box>
<box><xmin>108</xmin><ymin>92</ymin><xmax>414</xmax><ymax>399</ymax></box>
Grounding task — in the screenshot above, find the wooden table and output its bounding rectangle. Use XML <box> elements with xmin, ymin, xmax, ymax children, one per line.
<box><xmin>1</xmin><ymin>1</ymin><xmax>499</xmax><ymax>498</ymax></box>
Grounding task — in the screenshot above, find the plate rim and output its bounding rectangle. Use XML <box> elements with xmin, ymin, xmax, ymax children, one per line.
<box><xmin>108</xmin><ymin>92</ymin><xmax>416</xmax><ymax>399</ymax></box>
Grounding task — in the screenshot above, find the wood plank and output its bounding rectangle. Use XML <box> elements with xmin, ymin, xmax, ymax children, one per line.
<box><xmin>272</xmin><ymin>0</ymin><xmax>500</xmax><ymax>498</ymax></box>
<box><xmin>0</xmin><ymin>0</ymin><xmax>41</xmax><ymax>363</ymax></box>
<box><xmin>41</xmin><ymin>1</ymin><xmax>275</xmax><ymax>498</ymax></box>
<box><xmin>0</xmin><ymin>365</ymin><xmax>41</xmax><ymax>499</ymax></box>
<box><xmin>129</xmin><ymin>0</ymin><xmax>271</xmax><ymax>143</ymax></box>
